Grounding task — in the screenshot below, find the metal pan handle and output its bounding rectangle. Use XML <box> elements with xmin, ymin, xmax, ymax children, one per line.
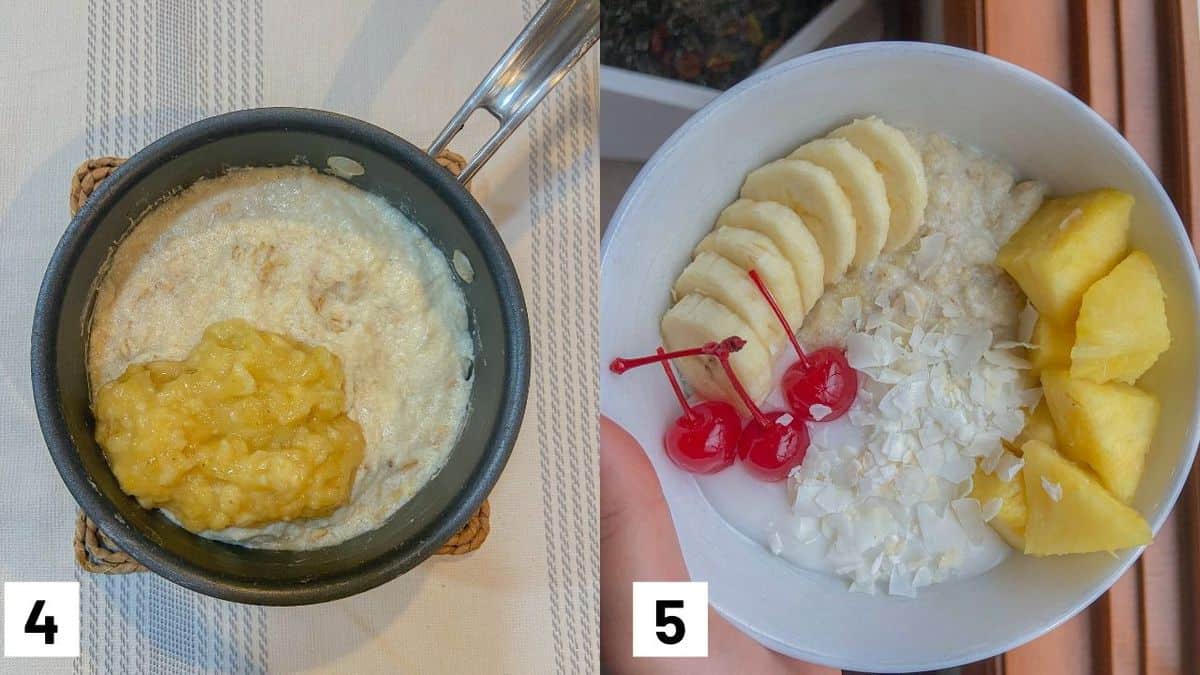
<box><xmin>428</xmin><ymin>0</ymin><xmax>599</xmax><ymax>184</ymax></box>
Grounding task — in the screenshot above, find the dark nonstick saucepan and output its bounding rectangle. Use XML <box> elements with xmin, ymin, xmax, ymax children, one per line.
<box><xmin>31</xmin><ymin>1</ymin><xmax>597</xmax><ymax>605</ymax></box>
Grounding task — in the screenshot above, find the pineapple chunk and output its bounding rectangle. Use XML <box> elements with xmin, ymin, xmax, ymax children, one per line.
<box><xmin>971</xmin><ymin>465</ymin><xmax>1027</xmax><ymax>550</ymax></box>
<box><xmin>1041</xmin><ymin>369</ymin><xmax>1159</xmax><ymax>503</ymax></box>
<box><xmin>1029</xmin><ymin>318</ymin><xmax>1074</xmax><ymax>376</ymax></box>
<box><xmin>1013</xmin><ymin>400</ymin><xmax>1059</xmax><ymax>451</ymax></box>
<box><xmin>1022</xmin><ymin>440</ymin><xmax>1150</xmax><ymax>555</ymax></box>
<box><xmin>1071</xmin><ymin>250</ymin><xmax>1170</xmax><ymax>384</ymax></box>
<box><xmin>997</xmin><ymin>189</ymin><xmax>1132</xmax><ymax>325</ymax></box>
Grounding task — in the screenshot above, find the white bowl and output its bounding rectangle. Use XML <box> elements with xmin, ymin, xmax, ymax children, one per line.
<box><xmin>599</xmin><ymin>42</ymin><xmax>1200</xmax><ymax>671</ymax></box>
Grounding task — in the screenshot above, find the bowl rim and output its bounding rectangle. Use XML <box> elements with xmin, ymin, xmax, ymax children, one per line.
<box><xmin>31</xmin><ymin>107</ymin><xmax>531</xmax><ymax>605</ymax></box>
<box><xmin>600</xmin><ymin>41</ymin><xmax>1200</xmax><ymax>669</ymax></box>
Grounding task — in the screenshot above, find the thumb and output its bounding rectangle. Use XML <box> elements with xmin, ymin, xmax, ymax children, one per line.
<box><xmin>600</xmin><ymin>415</ymin><xmax>671</xmax><ymax>542</ymax></box>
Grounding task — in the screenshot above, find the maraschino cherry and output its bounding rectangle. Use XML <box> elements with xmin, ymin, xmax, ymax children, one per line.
<box><xmin>707</xmin><ymin>344</ymin><xmax>811</xmax><ymax>482</ymax></box>
<box><xmin>609</xmin><ymin>340</ymin><xmax>743</xmax><ymax>474</ymax></box>
<box><xmin>748</xmin><ymin>269</ymin><xmax>859</xmax><ymax>422</ymax></box>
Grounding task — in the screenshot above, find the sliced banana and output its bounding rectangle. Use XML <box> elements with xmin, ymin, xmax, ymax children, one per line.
<box><xmin>715</xmin><ymin>199</ymin><xmax>824</xmax><ymax>313</ymax></box>
<box><xmin>694</xmin><ymin>226</ymin><xmax>805</xmax><ymax>330</ymax></box>
<box><xmin>828</xmin><ymin>116</ymin><xmax>927</xmax><ymax>251</ymax></box>
<box><xmin>673</xmin><ymin>251</ymin><xmax>786</xmax><ymax>354</ymax></box>
<box><xmin>740</xmin><ymin>158</ymin><xmax>857</xmax><ymax>285</ymax></box>
<box><xmin>789</xmin><ymin>137</ymin><xmax>889</xmax><ymax>270</ymax></box>
<box><xmin>661</xmin><ymin>293</ymin><xmax>772</xmax><ymax>408</ymax></box>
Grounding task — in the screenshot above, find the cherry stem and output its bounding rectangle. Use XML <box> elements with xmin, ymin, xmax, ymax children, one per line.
<box><xmin>714</xmin><ymin>350</ymin><xmax>771</xmax><ymax>428</ymax></box>
<box><xmin>610</xmin><ymin>337</ymin><xmax>765</xmax><ymax>425</ymax></box>
<box><xmin>656</xmin><ymin>347</ymin><xmax>694</xmax><ymax>419</ymax></box>
<box><xmin>748</xmin><ymin>269</ymin><xmax>809</xmax><ymax>368</ymax></box>
<box><xmin>609</xmin><ymin>337</ymin><xmax>746</xmax><ymax>374</ymax></box>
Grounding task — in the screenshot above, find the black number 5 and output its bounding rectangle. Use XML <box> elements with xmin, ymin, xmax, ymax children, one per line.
<box><xmin>24</xmin><ymin>600</ymin><xmax>58</xmax><ymax>645</ymax></box>
<box><xmin>655</xmin><ymin>599</ymin><xmax>685</xmax><ymax>645</ymax></box>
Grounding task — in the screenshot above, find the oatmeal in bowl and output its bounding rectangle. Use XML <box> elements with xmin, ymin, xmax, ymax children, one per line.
<box><xmin>613</xmin><ymin>113</ymin><xmax>1164</xmax><ymax>595</ymax></box>
<box><xmin>600</xmin><ymin>43</ymin><xmax>1200</xmax><ymax>670</ymax></box>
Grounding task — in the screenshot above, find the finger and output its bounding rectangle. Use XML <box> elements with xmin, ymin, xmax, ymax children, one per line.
<box><xmin>600</xmin><ymin>416</ymin><xmax>666</xmax><ymax>535</ymax></box>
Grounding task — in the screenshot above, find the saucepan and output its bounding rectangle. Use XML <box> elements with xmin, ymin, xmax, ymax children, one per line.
<box><xmin>32</xmin><ymin>0</ymin><xmax>598</xmax><ymax>605</ymax></box>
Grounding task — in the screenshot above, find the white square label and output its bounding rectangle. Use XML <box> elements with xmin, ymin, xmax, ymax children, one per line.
<box><xmin>631</xmin><ymin>581</ymin><xmax>708</xmax><ymax>658</ymax></box>
<box><xmin>4</xmin><ymin>582</ymin><xmax>80</xmax><ymax>658</ymax></box>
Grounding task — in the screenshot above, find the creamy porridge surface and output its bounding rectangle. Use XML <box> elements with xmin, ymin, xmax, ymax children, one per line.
<box><xmin>88</xmin><ymin>166</ymin><xmax>473</xmax><ymax>549</ymax></box>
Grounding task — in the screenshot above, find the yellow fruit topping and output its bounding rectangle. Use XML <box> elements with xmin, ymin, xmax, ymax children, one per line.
<box><xmin>94</xmin><ymin>319</ymin><xmax>365</xmax><ymax>533</ymax></box>
<box><xmin>1021</xmin><ymin>440</ymin><xmax>1150</xmax><ymax>556</ymax></box>
<box><xmin>971</xmin><ymin>465</ymin><xmax>1027</xmax><ymax>550</ymax></box>
<box><xmin>1071</xmin><ymin>250</ymin><xmax>1171</xmax><ymax>384</ymax></box>
<box><xmin>1040</xmin><ymin>369</ymin><xmax>1159</xmax><ymax>503</ymax></box>
<box><xmin>1029</xmin><ymin>317</ymin><xmax>1074</xmax><ymax>376</ymax></box>
<box><xmin>998</xmin><ymin>188</ymin><xmax>1132</xmax><ymax>326</ymax></box>
<box><xmin>1012</xmin><ymin>400</ymin><xmax>1059</xmax><ymax>452</ymax></box>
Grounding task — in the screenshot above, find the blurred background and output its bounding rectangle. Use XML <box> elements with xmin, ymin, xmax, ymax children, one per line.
<box><xmin>601</xmin><ymin>0</ymin><xmax>927</xmax><ymax>227</ymax></box>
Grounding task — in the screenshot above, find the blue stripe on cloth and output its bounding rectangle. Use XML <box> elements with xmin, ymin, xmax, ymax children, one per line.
<box><xmin>522</xmin><ymin>0</ymin><xmax>601</xmax><ymax>672</ymax></box>
<box><xmin>77</xmin><ymin>1</ymin><xmax>267</xmax><ymax>673</ymax></box>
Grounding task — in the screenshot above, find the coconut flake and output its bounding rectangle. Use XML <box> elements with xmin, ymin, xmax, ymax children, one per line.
<box><xmin>917</xmin><ymin>503</ymin><xmax>968</xmax><ymax>554</ymax></box>
<box><xmin>951</xmin><ymin>329</ymin><xmax>993</xmax><ymax>374</ymax></box>
<box><xmin>781</xmin><ymin>234</ymin><xmax>1035</xmax><ymax>597</ymax></box>
<box><xmin>981</xmin><ymin>498</ymin><xmax>1003</xmax><ymax>522</ymax></box>
<box><xmin>815</xmin><ymin>485</ymin><xmax>856</xmax><ymax>514</ymax></box>
<box><xmin>888</xmin><ymin>566</ymin><xmax>917</xmax><ymax>597</ymax></box>
<box><xmin>1018</xmin><ymin>302</ymin><xmax>1039</xmax><ymax>343</ymax></box>
<box><xmin>966</xmin><ymin>432</ymin><xmax>1002</xmax><ymax>458</ymax></box>
<box><xmin>951</xmin><ymin>498</ymin><xmax>990</xmax><ymax>545</ymax></box>
<box><xmin>981</xmin><ymin>445</ymin><xmax>1005</xmax><ymax>474</ymax></box>
<box><xmin>956</xmin><ymin>475</ymin><xmax>976</xmax><ymax>500</ymax></box>
<box><xmin>912</xmin><ymin>566</ymin><xmax>934</xmax><ymax>589</ymax></box>
<box><xmin>1041</xmin><ymin>476</ymin><xmax>1063</xmax><ymax>502</ymax></box>
<box><xmin>1018</xmin><ymin>387</ymin><xmax>1044</xmax><ymax>408</ymax></box>
<box><xmin>809</xmin><ymin>404</ymin><xmax>833</xmax><ymax>421</ymax></box>
<box><xmin>896</xmin><ymin>467</ymin><xmax>929</xmax><ymax>505</ymax></box>
<box><xmin>903</xmin><ymin>288</ymin><xmax>927</xmax><ymax>319</ymax></box>
<box><xmin>849</xmin><ymin>576</ymin><xmax>878</xmax><ymax>595</ymax></box>
<box><xmin>792</xmin><ymin>483</ymin><xmax>826</xmax><ymax>517</ymax></box>
<box><xmin>769</xmin><ymin>531</ymin><xmax>784</xmax><ymax>555</ymax></box>
<box><xmin>983</xmin><ymin>349</ymin><xmax>1031</xmax><ymax>369</ymax></box>
<box><xmin>874</xmin><ymin>289</ymin><xmax>893</xmax><ymax>310</ymax></box>
<box><xmin>792</xmin><ymin>516</ymin><xmax>820</xmax><ymax>543</ymax></box>
<box><xmin>996</xmin><ymin>410</ymin><xmax>1026</xmax><ymax>441</ymax></box>
<box><xmin>937</xmin><ymin>454</ymin><xmax>976</xmax><ymax>483</ymax></box>
<box><xmin>916</xmin><ymin>444</ymin><xmax>945</xmax><ymax>474</ymax></box>
<box><xmin>919</xmin><ymin>424</ymin><xmax>947</xmax><ymax>447</ymax></box>
<box><xmin>995</xmin><ymin>452</ymin><xmax>1024</xmax><ymax>481</ymax></box>
<box><xmin>1057</xmin><ymin>207</ymin><xmax>1083</xmax><ymax>231</ymax></box>
<box><xmin>842</xmin><ymin>296</ymin><xmax>863</xmax><ymax>324</ymax></box>
<box><xmin>845</xmin><ymin>333</ymin><xmax>881</xmax><ymax>369</ymax></box>
<box><xmin>914</xmin><ymin>233</ymin><xmax>946</xmax><ymax>280</ymax></box>
<box><xmin>873</xmin><ymin>368</ymin><xmax>906</xmax><ymax>384</ymax></box>
<box><xmin>853</xmin><ymin>506</ymin><xmax>896</xmax><ymax>553</ymax></box>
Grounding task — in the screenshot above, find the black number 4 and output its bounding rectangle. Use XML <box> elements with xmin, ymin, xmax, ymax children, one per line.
<box><xmin>24</xmin><ymin>600</ymin><xmax>58</xmax><ymax>645</ymax></box>
<box><xmin>655</xmin><ymin>599</ymin><xmax>685</xmax><ymax>645</ymax></box>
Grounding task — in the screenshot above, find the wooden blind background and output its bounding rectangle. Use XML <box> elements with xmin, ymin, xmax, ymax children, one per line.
<box><xmin>942</xmin><ymin>1</ymin><xmax>1200</xmax><ymax>674</ymax></box>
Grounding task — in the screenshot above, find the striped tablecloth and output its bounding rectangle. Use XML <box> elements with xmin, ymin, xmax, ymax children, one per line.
<box><xmin>0</xmin><ymin>1</ymin><xmax>598</xmax><ymax>673</ymax></box>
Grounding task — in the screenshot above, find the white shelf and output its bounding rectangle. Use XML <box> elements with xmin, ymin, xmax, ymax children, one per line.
<box><xmin>600</xmin><ymin>0</ymin><xmax>880</xmax><ymax>160</ymax></box>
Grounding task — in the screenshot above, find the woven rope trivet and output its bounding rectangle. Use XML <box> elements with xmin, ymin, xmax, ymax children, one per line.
<box><xmin>70</xmin><ymin>150</ymin><xmax>489</xmax><ymax>573</ymax></box>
